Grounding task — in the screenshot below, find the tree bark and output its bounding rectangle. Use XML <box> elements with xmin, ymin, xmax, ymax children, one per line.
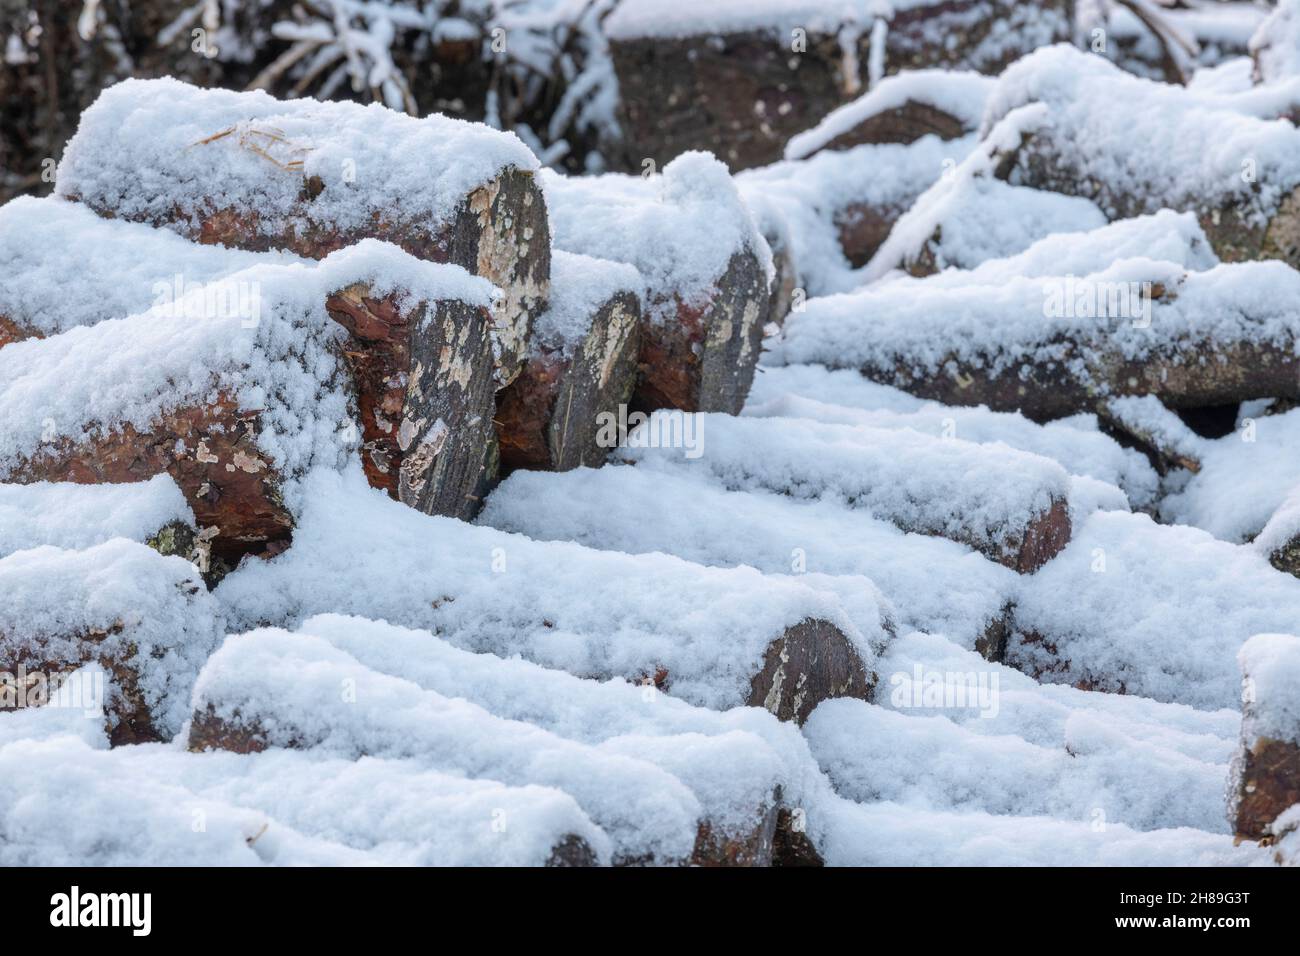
<box><xmin>495</xmin><ymin>290</ymin><xmax>642</xmax><ymax>472</ymax></box>
<box><xmin>635</xmin><ymin>251</ymin><xmax>769</xmax><ymax>415</ymax></box>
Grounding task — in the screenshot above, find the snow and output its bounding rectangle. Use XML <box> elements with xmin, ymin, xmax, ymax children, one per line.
<box><xmin>784</xmin><ymin>70</ymin><xmax>992</xmax><ymax>160</ymax></box>
<box><xmin>1237</xmin><ymin>633</ymin><xmax>1300</xmax><ymax>746</ymax></box>
<box><xmin>215</xmin><ymin>464</ymin><xmax>887</xmax><ymax>714</ymax></box>
<box><xmin>530</xmin><ymin>250</ymin><xmax>642</xmax><ymax>356</ymax></box>
<box><xmin>542</xmin><ymin>151</ymin><xmax>772</xmax><ymax>323</ymax></box>
<box><xmin>738</xmin><ymin>134</ymin><xmax>978</xmax><ymax>295</ymax></box>
<box><xmin>984</xmin><ymin>44</ymin><xmax>1300</xmax><ymax>222</ymax></box>
<box><xmin>190</xmin><ymin>627</ymin><xmax>705</xmax><ymax>863</ymax></box>
<box><xmin>607</xmin><ymin>0</ymin><xmax>918</xmax><ymax>40</ymax></box>
<box><xmin>743</xmin><ymin>391</ymin><xmax>1157</xmax><ymax>508</ymax></box>
<box><xmin>480</xmin><ymin>463</ymin><xmax>1016</xmax><ymax>649</ymax></box>
<box><xmin>56</xmin><ymin>77</ymin><xmax>539</xmax><ymax>240</ymax></box>
<box><xmin>0</xmin><ymin>475</ymin><xmax>192</xmax><ymax>559</ymax></box>
<box><xmin>1161</xmin><ymin>408</ymin><xmax>1300</xmax><ymax>542</ymax></box>
<box><xmin>0</xmin><ymin>539</ymin><xmax>222</xmax><ymax>739</ymax></box>
<box><xmin>1011</xmin><ymin>511</ymin><xmax>1300</xmax><ymax>711</ymax></box>
<box><xmin>0</xmin><ymin>196</ymin><xmax>305</xmax><ymax>339</ymax></box>
<box><xmin>776</xmin><ymin>259</ymin><xmax>1300</xmax><ymax>391</ymax></box>
<box><xmin>617</xmin><ymin>411</ymin><xmax>1071</xmax><ymax>566</ymax></box>
<box><xmin>1255</xmin><ymin>483</ymin><xmax>1300</xmax><ymax>561</ymax></box>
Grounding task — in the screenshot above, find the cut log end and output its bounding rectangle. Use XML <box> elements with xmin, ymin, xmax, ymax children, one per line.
<box><xmin>496</xmin><ymin>291</ymin><xmax>642</xmax><ymax>472</ymax></box>
<box><xmin>1233</xmin><ymin>736</ymin><xmax>1300</xmax><ymax>842</ymax></box>
<box><xmin>544</xmin><ymin>835</ymin><xmax>600</xmax><ymax>867</ymax></box>
<box><xmin>746</xmin><ymin>618</ymin><xmax>874</xmax><ymax>725</ymax></box>
<box><xmin>1010</xmin><ymin>497</ymin><xmax>1072</xmax><ymax>574</ymax></box>
<box><xmin>634</xmin><ymin>251</ymin><xmax>769</xmax><ymax>415</ymax></box>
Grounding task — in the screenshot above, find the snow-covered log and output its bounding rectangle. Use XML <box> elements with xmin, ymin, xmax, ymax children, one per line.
<box><xmin>542</xmin><ymin>154</ymin><xmax>770</xmax><ymax>414</ymax></box>
<box><xmin>0</xmin><ymin>245</ymin><xmax>499</xmax><ymax>568</ymax></box>
<box><xmin>1230</xmin><ymin>633</ymin><xmax>1300</xmax><ymax>841</ymax></box>
<box><xmin>739</xmin><ymin>132</ymin><xmax>980</xmax><ymax>283</ymax></box>
<box><xmin>1096</xmin><ymin>395</ymin><xmax>1205</xmax><ymax>476</ymax></box>
<box><xmin>215</xmin><ymin>468</ymin><xmax>884</xmax><ymax>725</ymax></box>
<box><xmin>1258</xmin><ymin>486</ymin><xmax>1300</xmax><ymax>579</ymax></box>
<box><xmin>186</xmin><ymin>622</ymin><xmax>819</xmax><ymax>864</ymax></box>
<box><xmin>0</xmin><ymin>475</ymin><xmax>193</xmax><ymax>561</ymax></box>
<box><xmin>1250</xmin><ymin>0</ymin><xmax>1300</xmax><ymax>85</ymax></box>
<box><xmin>480</xmin><ymin>462</ymin><xmax>1019</xmax><ymax>656</ymax></box>
<box><xmin>777</xmin><ymin>259</ymin><xmax>1300</xmax><ymax>422</ymax></box>
<box><xmin>0</xmin><ymin>201</ymin><xmax>501</xmax><ymax>523</ymax></box>
<box><xmin>0</xmin><ymin>539</ymin><xmax>222</xmax><ymax>745</ymax></box>
<box><xmin>0</xmin><ymin>196</ymin><xmax>306</xmax><ymax>349</ymax></box>
<box><xmin>617</xmin><ymin>413</ymin><xmax>1074</xmax><ymax>573</ymax></box>
<box><xmin>985</xmin><ymin>45</ymin><xmax>1300</xmax><ymax>268</ymax></box>
<box><xmin>495</xmin><ymin>252</ymin><xmax>642</xmax><ymax>472</ymax></box>
<box><xmin>784</xmin><ymin>71</ymin><xmax>992</xmax><ymax>161</ymax></box>
<box><xmin>54</xmin><ymin>78</ymin><xmax>549</xmax><ymax>388</ymax></box>
<box><xmin>605</xmin><ymin>0</ymin><xmax>1072</xmax><ymax>171</ymax></box>
<box><xmin>1006</xmin><ymin>511</ymin><xmax>1300</xmax><ymax>709</ymax></box>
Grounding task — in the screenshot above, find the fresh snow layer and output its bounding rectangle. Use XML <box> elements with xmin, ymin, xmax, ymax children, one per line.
<box><xmin>1011</xmin><ymin>511</ymin><xmax>1300</xmax><ymax>711</ymax></box>
<box><xmin>0</xmin><ymin>475</ymin><xmax>192</xmax><ymax>558</ymax></box>
<box><xmin>480</xmin><ymin>463</ymin><xmax>1016</xmax><ymax>649</ymax></box>
<box><xmin>738</xmin><ymin>134</ymin><xmax>978</xmax><ymax>295</ymax></box>
<box><xmin>0</xmin><ymin>196</ymin><xmax>306</xmax><ymax>338</ymax></box>
<box><xmin>215</xmin><ymin>464</ymin><xmax>887</xmax><ymax>713</ymax></box>
<box><xmin>0</xmin><ymin>539</ymin><xmax>222</xmax><ymax>738</ymax></box>
<box><xmin>1237</xmin><ymin>633</ymin><xmax>1300</xmax><ymax>745</ymax></box>
<box><xmin>743</xmin><ymin>391</ymin><xmax>1157</xmax><ymax>508</ymax></box>
<box><xmin>775</xmin><ymin>259</ymin><xmax>1300</xmax><ymax>389</ymax></box>
<box><xmin>1161</xmin><ymin>408</ymin><xmax>1300</xmax><ymax>543</ymax></box>
<box><xmin>530</xmin><ymin>250</ymin><xmax>642</xmax><ymax>356</ymax></box>
<box><xmin>784</xmin><ymin>70</ymin><xmax>992</xmax><ymax>160</ymax></box>
<box><xmin>57</xmin><ymin>77</ymin><xmax>538</xmax><ymax>239</ymax></box>
<box><xmin>984</xmin><ymin>44</ymin><xmax>1300</xmax><ymax>222</ymax></box>
<box><xmin>618</xmin><ymin>412</ymin><xmax>1071</xmax><ymax>563</ymax></box>
<box><xmin>190</xmin><ymin>628</ymin><xmax>706</xmax><ymax>863</ymax></box>
<box><xmin>541</xmin><ymin>151</ymin><xmax>772</xmax><ymax>323</ymax></box>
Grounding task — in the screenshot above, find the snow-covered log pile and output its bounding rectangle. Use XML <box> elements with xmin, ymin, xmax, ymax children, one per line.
<box><xmin>7</xmin><ymin>6</ymin><xmax>1300</xmax><ymax>869</ymax></box>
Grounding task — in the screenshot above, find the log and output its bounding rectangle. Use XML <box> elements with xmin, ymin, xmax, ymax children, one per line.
<box><xmin>184</xmin><ymin>627</ymin><xmax>812</xmax><ymax>865</ymax></box>
<box><xmin>1096</xmin><ymin>395</ymin><xmax>1205</xmax><ymax>476</ymax></box>
<box><xmin>479</xmin><ymin>462</ymin><xmax>1018</xmax><ymax>656</ymax></box>
<box><xmin>215</xmin><ymin>475</ymin><xmax>887</xmax><ymax>720</ymax></box>
<box><xmin>784</xmin><ymin>70</ymin><xmax>991</xmax><ymax>161</ymax></box>
<box><xmin>283</xmin><ymin>614</ymin><xmax>837</xmax><ymax>866</ymax></box>
<box><xmin>738</xmin><ymin>132</ymin><xmax>971</xmax><ymax>280</ymax></box>
<box><xmin>495</xmin><ymin>251</ymin><xmax>642</xmax><ymax>472</ymax></box>
<box><xmin>0</xmin><ymin>247</ymin><xmax>500</xmax><ymax>565</ymax></box>
<box><xmin>605</xmin><ymin>0</ymin><xmax>1072</xmax><ymax>171</ymax></box>
<box><xmin>54</xmin><ymin>77</ymin><xmax>549</xmax><ymax>388</ymax></box>
<box><xmin>1231</xmin><ymin>634</ymin><xmax>1300</xmax><ymax>842</ymax></box>
<box><xmin>542</xmin><ymin>155</ymin><xmax>770</xmax><ymax>414</ymax></box>
<box><xmin>985</xmin><ymin>45</ymin><xmax>1300</xmax><ymax>269</ymax></box>
<box><xmin>748</xmin><ymin>618</ymin><xmax>874</xmax><ymax>724</ymax></box>
<box><xmin>0</xmin><ymin>539</ymin><xmax>222</xmax><ymax>745</ymax></box>
<box><xmin>778</xmin><ymin>259</ymin><xmax>1300</xmax><ymax>422</ymax></box>
<box><xmin>1250</xmin><ymin>0</ymin><xmax>1300</xmax><ymax>86</ymax></box>
<box><xmin>0</xmin><ymin>195</ymin><xmax>303</xmax><ymax>349</ymax></box>
<box><xmin>617</xmin><ymin>412</ymin><xmax>1073</xmax><ymax>573</ymax></box>
<box><xmin>0</xmin><ymin>473</ymin><xmax>194</xmax><ymax>561</ymax></box>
